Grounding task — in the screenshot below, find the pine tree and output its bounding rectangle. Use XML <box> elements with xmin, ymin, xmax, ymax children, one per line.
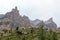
<box><xmin>47</xmin><ymin>29</ymin><xmax>58</xmax><ymax>40</ymax></box>
<box><xmin>16</xmin><ymin>27</ymin><xmax>19</xmax><ymax>31</ymax></box>
<box><xmin>22</xmin><ymin>35</ymin><xmax>26</xmax><ymax>40</ymax></box>
<box><xmin>30</xmin><ymin>27</ymin><xmax>34</xmax><ymax>39</ymax></box>
<box><xmin>52</xmin><ymin>32</ymin><xmax>58</xmax><ymax>40</ymax></box>
<box><xmin>38</xmin><ymin>25</ymin><xmax>46</xmax><ymax>40</ymax></box>
<box><xmin>47</xmin><ymin>29</ymin><xmax>53</xmax><ymax>40</ymax></box>
<box><xmin>30</xmin><ymin>27</ymin><xmax>34</xmax><ymax>33</ymax></box>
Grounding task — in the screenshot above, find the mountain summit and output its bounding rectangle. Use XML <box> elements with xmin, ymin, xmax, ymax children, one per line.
<box><xmin>0</xmin><ymin>6</ymin><xmax>57</xmax><ymax>29</ymax></box>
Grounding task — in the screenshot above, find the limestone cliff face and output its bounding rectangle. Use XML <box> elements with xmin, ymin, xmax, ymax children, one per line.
<box><xmin>4</xmin><ymin>6</ymin><xmax>20</xmax><ymax>22</ymax></box>
<box><xmin>45</xmin><ymin>18</ymin><xmax>57</xmax><ymax>29</ymax></box>
<box><xmin>30</xmin><ymin>19</ymin><xmax>42</xmax><ymax>27</ymax></box>
<box><xmin>31</xmin><ymin>18</ymin><xmax>57</xmax><ymax>29</ymax></box>
<box><xmin>0</xmin><ymin>6</ymin><xmax>31</xmax><ymax>27</ymax></box>
<box><xmin>20</xmin><ymin>16</ymin><xmax>31</xmax><ymax>27</ymax></box>
<box><xmin>0</xmin><ymin>6</ymin><xmax>57</xmax><ymax>29</ymax></box>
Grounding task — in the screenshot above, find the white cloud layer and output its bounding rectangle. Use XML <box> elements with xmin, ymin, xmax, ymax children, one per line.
<box><xmin>0</xmin><ymin>0</ymin><xmax>60</xmax><ymax>27</ymax></box>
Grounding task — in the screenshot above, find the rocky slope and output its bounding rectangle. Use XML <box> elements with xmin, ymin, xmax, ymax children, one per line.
<box><xmin>0</xmin><ymin>6</ymin><xmax>31</xmax><ymax>28</ymax></box>
<box><xmin>45</xmin><ymin>18</ymin><xmax>57</xmax><ymax>29</ymax></box>
<box><xmin>0</xmin><ymin>6</ymin><xmax>57</xmax><ymax>29</ymax></box>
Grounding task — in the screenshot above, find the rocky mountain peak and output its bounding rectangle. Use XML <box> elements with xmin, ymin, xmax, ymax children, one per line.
<box><xmin>44</xmin><ymin>18</ymin><xmax>57</xmax><ymax>29</ymax></box>
<box><xmin>3</xmin><ymin>7</ymin><xmax>31</xmax><ymax>27</ymax></box>
<box><xmin>47</xmin><ymin>18</ymin><xmax>53</xmax><ymax>22</ymax></box>
<box><xmin>12</xmin><ymin>6</ymin><xmax>19</xmax><ymax>12</ymax></box>
<box><xmin>0</xmin><ymin>7</ymin><xmax>57</xmax><ymax>29</ymax></box>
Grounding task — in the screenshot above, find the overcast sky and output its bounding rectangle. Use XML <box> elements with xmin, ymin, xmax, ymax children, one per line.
<box><xmin>0</xmin><ymin>0</ymin><xmax>60</xmax><ymax>27</ymax></box>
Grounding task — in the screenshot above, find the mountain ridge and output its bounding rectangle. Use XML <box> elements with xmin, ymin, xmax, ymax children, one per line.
<box><xmin>0</xmin><ymin>6</ymin><xmax>57</xmax><ymax>29</ymax></box>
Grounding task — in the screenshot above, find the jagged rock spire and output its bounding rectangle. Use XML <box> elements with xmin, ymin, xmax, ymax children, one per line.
<box><xmin>12</xmin><ymin>6</ymin><xmax>19</xmax><ymax>13</ymax></box>
<box><xmin>48</xmin><ymin>17</ymin><xmax>53</xmax><ymax>21</ymax></box>
<box><xmin>47</xmin><ymin>17</ymin><xmax>53</xmax><ymax>22</ymax></box>
<box><xmin>15</xmin><ymin>6</ymin><xmax>17</xmax><ymax>10</ymax></box>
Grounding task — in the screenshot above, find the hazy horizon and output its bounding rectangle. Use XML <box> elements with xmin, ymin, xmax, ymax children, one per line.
<box><xmin>0</xmin><ymin>0</ymin><xmax>60</xmax><ymax>27</ymax></box>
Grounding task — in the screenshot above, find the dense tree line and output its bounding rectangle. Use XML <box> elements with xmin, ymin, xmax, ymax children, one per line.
<box><xmin>0</xmin><ymin>25</ymin><xmax>58</xmax><ymax>40</ymax></box>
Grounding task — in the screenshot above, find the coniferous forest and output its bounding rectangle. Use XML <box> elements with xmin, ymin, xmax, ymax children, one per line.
<box><xmin>0</xmin><ymin>25</ymin><xmax>59</xmax><ymax>40</ymax></box>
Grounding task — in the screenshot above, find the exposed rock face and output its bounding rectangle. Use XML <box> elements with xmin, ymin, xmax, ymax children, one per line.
<box><xmin>45</xmin><ymin>18</ymin><xmax>57</xmax><ymax>29</ymax></box>
<box><xmin>31</xmin><ymin>19</ymin><xmax>41</xmax><ymax>25</ymax></box>
<box><xmin>20</xmin><ymin>16</ymin><xmax>31</xmax><ymax>27</ymax></box>
<box><xmin>30</xmin><ymin>19</ymin><xmax>43</xmax><ymax>27</ymax></box>
<box><xmin>4</xmin><ymin>6</ymin><xmax>20</xmax><ymax>22</ymax></box>
<box><xmin>0</xmin><ymin>6</ymin><xmax>57</xmax><ymax>29</ymax></box>
<box><xmin>0</xmin><ymin>14</ymin><xmax>4</xmax><ymax>19</ymax></box>
<box><xmin>0</xmin><ymin>6</ymin><xmax>31</xmax><ymax>28</ymax></box>
<box><xmin>36</xmin><ymin>21</ymin><xmax>45</xmax><ymax>27</ymax></box>
<box><xmin>31</xmin><ymin>18</ymin><xmax>57</xmax><ymax>29</ymax></box>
